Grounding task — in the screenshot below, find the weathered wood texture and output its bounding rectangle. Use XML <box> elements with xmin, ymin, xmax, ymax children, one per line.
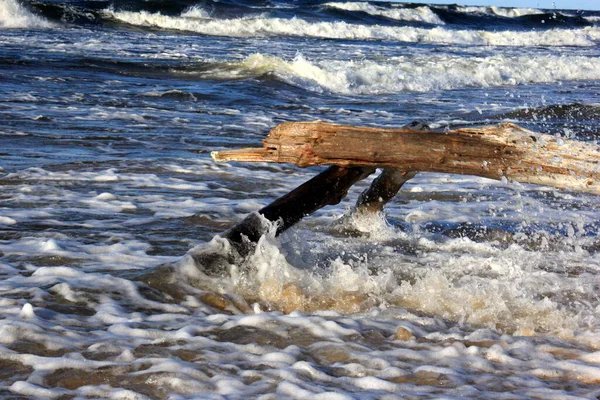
<box><xmin>212</xmin><ymin>121</ymin><xmax>600</xmax><ymax>195</ymax></box>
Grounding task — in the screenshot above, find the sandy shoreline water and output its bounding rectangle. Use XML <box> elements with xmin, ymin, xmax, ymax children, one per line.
<box><xmin>2</xmin><ymin>0</ymin><xmax>600</xmax><ymax>397</ymax></box>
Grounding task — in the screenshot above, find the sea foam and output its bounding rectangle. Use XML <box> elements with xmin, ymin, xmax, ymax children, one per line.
<box><xmin>172</xmin><ymin>210</ymin><xmax>593</xmax><ymax>337</ymax></box>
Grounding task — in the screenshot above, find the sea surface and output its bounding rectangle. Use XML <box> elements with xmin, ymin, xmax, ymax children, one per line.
<box><xmin>2</xmin><ymin>0</ymin><xmax>600</xmax><ymax>398</ymax></box>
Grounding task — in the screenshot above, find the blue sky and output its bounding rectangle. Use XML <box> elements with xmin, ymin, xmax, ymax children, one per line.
<box><xmin>398</xmin><ymin>1</ymin><xmax>599</xmax><ymax>11</ymax></box>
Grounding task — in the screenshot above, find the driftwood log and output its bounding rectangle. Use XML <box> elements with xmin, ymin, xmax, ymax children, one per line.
<box><xmin>210</xmin><ymin>121</ymin><xmax>600</xmax><ymax>256</ymax></box>
<box><xmin>214</xmin><ymin>121</ymin><xmax>600</xmax><ymax>195</ymax></box>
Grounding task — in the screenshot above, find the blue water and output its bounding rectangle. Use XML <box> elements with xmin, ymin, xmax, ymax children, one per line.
<box><xmin>2</xmin><ymin>1</ymin><xmax>600</xmax><ymax>398</ymax></box>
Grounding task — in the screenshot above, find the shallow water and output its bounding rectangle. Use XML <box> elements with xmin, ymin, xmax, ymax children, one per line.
<box><xmin>2</xmin><ymin>0</ymin><xmax>600</xmax><ymax>398</ymax></box>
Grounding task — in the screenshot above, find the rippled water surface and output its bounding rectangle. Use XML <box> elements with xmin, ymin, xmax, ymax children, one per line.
<box><xmin>2</xmin><ymin>0</ymin><xmax>600</xmax><ymax>398</ymax></box>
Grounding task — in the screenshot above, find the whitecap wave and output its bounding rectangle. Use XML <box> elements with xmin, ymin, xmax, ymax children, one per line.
<box><xmin>105</xmin><ymin>9</ymin><xmax>600</xmax><ymax>47</ymax></box>
<box><xmin>323</xmin><ymin>2</ymin><xmax>445</xmax><ymax>25</ymax></box>
<box><xmin>0</xmin><ymin>0</ymin><xmax>54</xmax><ymax>29</ymax></box>
<box><xmin>200</xmin><ymin>53</ymin><xmax>600</xmax><ymax>95</ymax></box>
<box><xmin>456</xmin><ymin>5</ymin><xmax>543</xmax><ymax>18</ymax></box>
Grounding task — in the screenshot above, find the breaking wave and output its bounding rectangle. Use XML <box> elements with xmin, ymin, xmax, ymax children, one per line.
<box><xmin>456</xmin><ymin>5</ymin><xmax>543</xmax><ymax>18</ymax></box>
<box><xmin>104</xmin><ymin>8</ymin><xmax>600</xmax><ymax>46</ymax></box>
<box><xmin>323</xmin><ymin>2</ymin><xmax>445</xmax><ymax>25</ymax></box>
<box><xmin>0</xmin><ymin>0</ymin><xmax>54</xmax><ymax>29</ymax></box>
<box><xmin>189</xmin><ymin>53</ymin><xmax>600</xmax><ymax>95</ymax></box>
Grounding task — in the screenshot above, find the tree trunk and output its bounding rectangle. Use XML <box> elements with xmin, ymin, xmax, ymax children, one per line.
<box><xmin>213</xmin><ymin>121</ymin><xmax>600</xmax><ymax>195</ymax></box>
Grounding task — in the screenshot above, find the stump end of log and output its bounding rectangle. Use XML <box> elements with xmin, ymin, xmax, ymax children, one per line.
<box><xmin>211</xmin><ymin>148</ymin><xmax>275</xmax><ymax>163</ymax></box>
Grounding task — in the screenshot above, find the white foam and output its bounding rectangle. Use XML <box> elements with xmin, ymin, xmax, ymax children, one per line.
<box><xmin>39</xmin><ymin>239</ymin><xmax>64</xmax><ymax>253</ymax></box>
<box><xmin>0</xmin><ymin>215</ymin><xmax>17</xmax><ymax>225</ymax></box>
<box><xmin>82</xmin><ymin>194</ymin><xmax>137</xmax><ymax>213</ymax></box>
<box><xmin>0</xmin><ymin>0</ymin><xmax>54</xmax><ymax>29</ymax></box>
<box><xmin>181</xmin><ymin>5</ymin><xmax>211</xmax><ymax>19</ymax></box>
<box><xmin>215</xmin><ymin>52</ymin><xmax>600</xmax><ymax>95</ymax></box>
<box><xmin>10</xmin><ymin>382</ymin><xmax>67</xmax><ymax>399</ymax></box>
<box><xmin>324</xmin><ymin>2</ymin><xmax>445</xmax><ymax>25</ymax></box>
<box><xmin>19</xmin><ymin>303</ymin><xmax>36</xmax><ymax>320</ymax></box>
<box><xmin>353</xmin><ymin>376</ymin><xmax>399</xmax><ymax>392</ymax></box>
<box><xmin>95</xmin><ymin>192</ymin><xmax>118</xmax><ymax>201</ymax></box>
<box><xmin>93</xmin><ymin>111</ymin><xmax>147</xmax><ymax>123</ymax></box>
<box><xmin>104</xmin><ymin>9</ymin><xmax>600</xmax><ymax>47</ymax></box>
<box><xmin>9</xmin><ymin>167</ymin><xmax>208</xmax><ymax>191</ymax></box>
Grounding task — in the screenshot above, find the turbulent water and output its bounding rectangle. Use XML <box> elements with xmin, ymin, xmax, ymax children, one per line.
<box><xmin>2</xmin><ymin>0</ymin><xmax>600</xmax><ymax>398</ymax></box>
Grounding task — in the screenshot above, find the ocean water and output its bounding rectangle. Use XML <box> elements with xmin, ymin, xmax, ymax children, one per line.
<box><xmin>2</xmin><ymin>0</ymin><xmax>600</xmax><ymax>398</ymax></box>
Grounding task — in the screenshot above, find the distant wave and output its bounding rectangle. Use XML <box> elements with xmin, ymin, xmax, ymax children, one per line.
<box><xmin>323</xmin><ymin>2</ymin><xmax>445</xmax><ymax>25</ymax></box>
<box><xmin>188</xmin><ymin>53</ymin><xmax>600</xmax><ymax>95</ymax></box>
<box><xmin>13</xmin><ymin>0</ymin><xmax>599</xmax><ymax>33</ymax></box>
<box><xmin>0</xmin><ymin>0</ymin><xmax>54</xmax><ymax>28</ymax></box>
<box><xmin>456</xmin><ymin>6</ymin><xmax>543</xmax><ymax>18</ymax></box>
<box><xmin>11</xmin><ymin>0</ymin><xmax>600</xmax><ymax>33</ymax></box>
<box><xmin>434</xmin><ymin>5</ymin><xmax>591</xmax><ymax>29</ymax></box>
<box><xmin>105</xmin><ymin>8</ymin><xmax>600</xmax><ymax>47</ymax></box>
